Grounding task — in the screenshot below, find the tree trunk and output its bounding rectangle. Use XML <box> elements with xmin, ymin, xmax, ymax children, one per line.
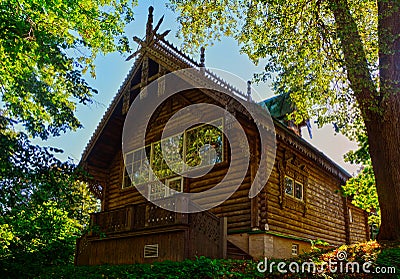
<box><xmin>366</xmin><ymin>102</ymin><xmax>400</xmax><ymax>242</ymax></box>
<box><xmin>372</xmin><ymin>0</ymin><xmax>400</xmax><ymax>242</ymax></box>
<box><xmin>329</xmin><ymin>0</ymin><xmax>400</xmax><ymax>242</ymax></box>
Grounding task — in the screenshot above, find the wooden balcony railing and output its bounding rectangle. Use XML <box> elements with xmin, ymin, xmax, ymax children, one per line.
<box><xmin>89</xmin><ymin>195</ymin><xmax>195</xmax><ymax>235</ymax></box>
<box><xmin>77</xmin><ymin>195</ymin><xmax>228</xmax><ymax>265</ymax></box>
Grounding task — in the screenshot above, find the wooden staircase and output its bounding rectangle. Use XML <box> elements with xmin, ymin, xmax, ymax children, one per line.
<box><xmin>226</xmin><ymin>240</ymin><xmax>252</xmax><ymax>260</ymax></box>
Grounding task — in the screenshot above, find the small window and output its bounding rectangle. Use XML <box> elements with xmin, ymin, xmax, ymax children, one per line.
<box><xmin>166</xmin><ymin>177</ymin><xmax>183</xmax><ymax>195</ymax></box>
<box><xmin>294</xmin><ymin>182</ymin><xmax>303</xmax><ymax>200</ymax></box>
<box><xmin>144</xmin><ymin>244</ymin><xmax>159</xmax><ymax>258</ymax></box>
<box><xmin>291</xmin><ymin>244</ymin><xmax>299</xmax><ymax>256</ymax></box>
<box><xmin>148</xmin><ymin>177</ymin><xmax>183</xmax><ymax>200</ymax></box>
<box><xmin>285</xmin><ymin>176</ymin><xmax>294</xmax><ymax>195</ymax></box>
<box><xmin>284</xmin><ymin>176</ymin><xmax>303</xmax><ymax>201</ymax></box>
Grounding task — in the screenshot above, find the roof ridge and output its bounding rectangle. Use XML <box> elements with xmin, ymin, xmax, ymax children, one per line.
<box><xmin>156</xmin><ymin>37</ymin><xmax>200</xmax><ymax>68</ymax></box>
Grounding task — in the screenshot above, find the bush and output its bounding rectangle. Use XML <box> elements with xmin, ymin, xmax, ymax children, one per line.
<box><xmin>35</xmin><ymin>257</ymin><xmax>264</xmax><ymax>279</ymax></box>
<box><xmin>6</xmin><ymin>242</ymin><xmax>399</xmax><ymax>279</ymax></box>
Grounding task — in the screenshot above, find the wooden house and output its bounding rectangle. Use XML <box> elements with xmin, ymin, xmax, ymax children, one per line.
<box><xmin>75</xmin><ymin>7</ymin><xmax>369</xmax><ymax>266</ymax></box>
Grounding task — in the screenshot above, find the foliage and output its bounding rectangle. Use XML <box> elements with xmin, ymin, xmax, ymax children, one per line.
<box><xmin>168</xmin><ymin>0</ymin><xmax>377</xmax><ymax>131</ymax></box>
<box><xmin>376</xmin><ymin>247</ymin><xmax>400</xmax><ymax>277</ymax></box>
<box><xmin>0</xmin><ymin>117</ymin><xmax>97</xmax><ymax>278</ymax></box>
<box><xmin>0</xmin><ymin>0</ymin><xmax>136</xmax><ymax>275</ymax></box>
<box><xmin>342</xmin><ymin>161</ymin><xmax>380</xmax><ymax>226</ymax></box>
<box><xmin>0</xmin><ymin>0</ymin><xmax>136</xmax><ymax>139</ymax></box>
<box><xmin>167</xmin><ymin>0</ymin><xmax>400</xmax><ymax>242</ymax></box>
<box><xmin>34</xmin><ymin>256</ymin><xmax>265</xmax><ymax>279</ymax></box>
<box><xmin>32</xmin><ymin>242</ymin><xmax>399</xmax><ymax>279</ymax></box>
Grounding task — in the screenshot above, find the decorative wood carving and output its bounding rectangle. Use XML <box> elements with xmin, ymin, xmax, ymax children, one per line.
<box><xmin>140</xmin><ymin>56</ymin><xmax>149</xmax><ymax>99</ymax></box>
<box><xmin>146</xmin><ymin>203</ymin><xmax>176</xmax><ymax>227</ymax></box>
<box><xmin>91</xmin><ymin>206</ymin><xmax>134</xmax><ymax>234</ymax></box>
<box><xmin>278</xmin><ymin>149</ymin><xmax>309</xmax><ymax>216</ymax></box>
<box><xmin>158</xmin><ymin>64</ymin><xmax>166</xmax><ymax>96</ymax></box>
<box><xmin>190</xmin><ymin>211</ymin><xmax>220</xmax><ymax>243</ymax></box>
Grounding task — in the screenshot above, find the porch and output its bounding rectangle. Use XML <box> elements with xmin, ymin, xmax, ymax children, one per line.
<box><xmin>75</xmin><ymin>195</ymin><xmax>250</xmax><ymax>265</ymax></box>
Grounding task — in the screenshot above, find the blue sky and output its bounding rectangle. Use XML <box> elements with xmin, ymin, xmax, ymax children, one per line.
<box><xmin>33</xmin><ymin>1</ymin><xmax>360</xmax><ymax>174</ymax></box>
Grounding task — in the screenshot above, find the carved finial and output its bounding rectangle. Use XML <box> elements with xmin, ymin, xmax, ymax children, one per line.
<box><xmin>146</xmin><ymin>6</ymin><xmax>154</xmax><ymax>41</ymax></box>
<box><xmin>200</xmin><ymin>47</ymin><xmax>205</xmax><ymax>67</ymax></box>
<box><xmin>247</xmin><ymin>80</ymin><xmax>252</xmax><ymax>101</ymax></box>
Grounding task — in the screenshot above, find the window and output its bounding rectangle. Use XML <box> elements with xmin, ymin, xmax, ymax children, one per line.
<box><xmin>166</xmin><ymin>177</ymin><xmax>183</xmax><ymax>195</ymax></box>
<box><xmin>284</xmin><ymin>175</ymin><xmax>303</xmax><ymax>201</ymax></box>
<box><xmin>148</xmin><ymin>177</ymin><xmax>183</xmax><ymax>201</ymax></box>
<box><xmin>149</xmin><ymin>181</ymin><xmax>168</xmax><ymax>200</ymax></box>
<box><xmin>294</xmin><ymin>181</ymin><xmax>303</xmax><ymax>200</ymax></box>
<box><xmin>185</xmin><ymin>119</ymin><xmax>223</xmax><ymax>168</ymax></box>
<box><xmin>285</xmin><ymin>176</ymin><xmax>294</xmax><ymax>195</ymax></box>
<box><xmin>123</xmin><ymin>119</ymin><xmax>224</xmax><ymax>192</ymax></box>
<box><xmin>291</xmin><ymin>244</ymin><xmax>299</xmax><ymax>256</ymax></box>
<box><xmin>123</xmin><ymin>145</ymin><xmax>151</xmax><ymax>188</ymax></box>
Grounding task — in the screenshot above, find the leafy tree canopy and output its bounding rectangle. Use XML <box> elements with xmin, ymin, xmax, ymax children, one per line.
<box><xmin>167</xmin><ymin>0</ymin><xmax>400</xmax><ymax>242</ymax></box>
<box><xmin>0</xmin><ymin>116</ymin><xmax>97</xmax><ymax>276</ymax></box>
<box><xmin>168</xmin><ymin>0</ymin><xmax>376</xmax><ymax>133</ymax></box>
<box><xmin>0</xmin><ymin>0</ymin><xmax>138</xmax><ymax>274</ymax></box>
<box><xmin>0</xmin><ymin>0</ymin><xmax>137</xmax><ymax>139</ymax></box>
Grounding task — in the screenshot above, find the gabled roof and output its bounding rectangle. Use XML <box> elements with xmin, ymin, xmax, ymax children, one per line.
<box><xmin>80</xmin><ymin>8</ymin><xmax>249</xmax><ymax>169</ymax></box>
<box><xmin>81</xmin><ymin>6</ymin><xmax>350</xmax><ymax>184</ymax></box>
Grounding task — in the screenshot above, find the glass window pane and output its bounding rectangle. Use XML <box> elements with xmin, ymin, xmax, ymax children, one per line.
<box><xmin>152</xmin><ymin>141</ymin><xmax>173</xmax><ymax>179</ymax></box>
<box><xmin>185</xmin><ymin>120</ymin><xmax>223</xmax><ymax>169</ymax></box>
<box><xmin>295</xmin><ymin>182</ymin><xmax>303</xmax><ymax>200</ymax></box>
<box><xmin>167</xmin><ymin>178</ymin><xmax>183</xmax><ymax>194</ymax></box>
<box><xmin>125</xmin><ymin>146</ymin><xmax>151</xmax><ymax>185</ymax></box>
<box><xmin>149</xmin><ymin>182</ymin><xmax>166</xmax><ymax>200</ymax></box>
<box><xmin>125</xmin><ymin>152</ymin><xmax>133</xmax><ymax>164</ymax></box>
<box><xmin>161</xmin><ymin>135</ymin><xmax>184</xmax><ymax>173</ymax></box>
<box><xmin>285</xmin><ymin>176</ymin><xmax>294</xmax><ymax>195</ymax></box>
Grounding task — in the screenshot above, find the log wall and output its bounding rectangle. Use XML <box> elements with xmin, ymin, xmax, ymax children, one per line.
<box><xmin>101</xmin><ymin>87</ymin><xmax>367</xmax><ymax>246</ymax></box>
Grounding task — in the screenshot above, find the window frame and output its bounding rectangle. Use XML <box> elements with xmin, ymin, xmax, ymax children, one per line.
<box><xmin>284</xmin><ymin>175</ymin><xmax>303</xmax><ymax>201</ymax></box>
<box><xmin>122</xmin><ymin>144</ymin><xmax>152</xmax><ymax>189</ymax></box>
<box><xmin>294</xmin><ymin>181</ymin><xmax>303</xmax><ymax>200</ymax></box>
<box><xmin>122</xmin><ymin>118</ymin><xmax>224</xmax><ymax>190</ymax></box>
<box><xmin>166</xmin><ymin>176</ymin><xmax>184</xmax><ymax>196</ymax></box>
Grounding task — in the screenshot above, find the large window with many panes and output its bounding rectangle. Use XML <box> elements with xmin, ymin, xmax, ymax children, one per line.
<box><xmin>122</xmin><ymin>119</ymin><xmax>224</xmax><ymax>198</ymax></box>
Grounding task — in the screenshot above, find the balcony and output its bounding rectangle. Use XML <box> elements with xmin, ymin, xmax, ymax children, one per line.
<box><xmin>76</xmin><ymin>195</ymin><xmax>229</xmax><ymax>265</ymax></box>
